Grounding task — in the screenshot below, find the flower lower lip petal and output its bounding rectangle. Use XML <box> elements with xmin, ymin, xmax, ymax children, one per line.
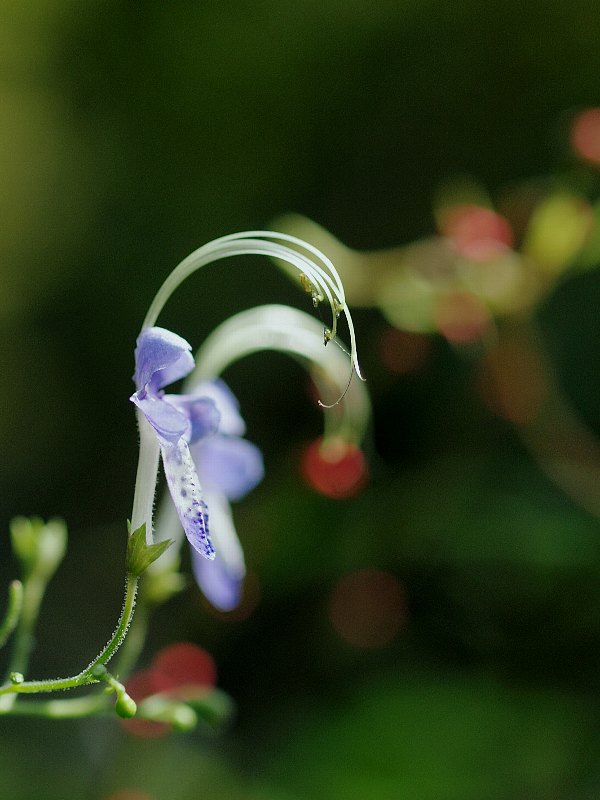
<box><xmin>161</xmin><ymin>439</ymin><xmax>215</xmax><ymax>560</ymax></box>
<box><xmin>131</xmin><ymin>393</ymin><xmax>189</xmax><ymax>443</ymax></box>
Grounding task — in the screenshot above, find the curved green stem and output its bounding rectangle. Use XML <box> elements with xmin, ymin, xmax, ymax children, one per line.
<box><xmin>0</xmin><ymin>573</ymin><xmax>138</xmax><ymax>699</ymax></box>
<box><xmin>88</xmin><ymin>573</ymin><xmax>139</xmax><ymax>671</ymax></box>
<box><xmin>113</xmin><ymin>589</ymin><xmax>149</xmax><ymax>679</ymax></box>
<box><xmin>488</xmin><ymin>319</ymin><xmax>600</xmax><ymax>519</ymax></box>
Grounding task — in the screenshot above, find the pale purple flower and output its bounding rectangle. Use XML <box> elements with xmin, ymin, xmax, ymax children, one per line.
<box><xmin>131</xmin><ymin>326</ymin><xmax>263</xmax><ymax>607</ymax></box>
<box><xmin>131</xmin><ymin>326</ymin><xmax>219</xmax><ymax>561</ymax></box>
<box><xmin>130</xmin><ymin>231</ymin><xmax>366</xmax><ymax>611</ymax></box>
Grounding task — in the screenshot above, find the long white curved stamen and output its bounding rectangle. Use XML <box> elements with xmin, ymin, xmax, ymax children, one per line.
<box><xmin>221</xmin><ymin>231</ymin><xmax>360</xmax><ymax>373</ymax></box>
<box><xmin>141</xmin><ymin>233</ymin><xmax>363</xmax><ymax>384</ymax></box>
<box><xmin>193</xmin><ymin>304</ymin><xmax>370</xmax><ymax>443</ymax></box>
<box><xmin>144</xmin><ymin>241</ymin><xmax>338</xmax><ymax>338</ymax></box>
<box><xmin>203</xmin><ymin>231</ymin><xmax>346</xmax><ymax>306</ymax></box>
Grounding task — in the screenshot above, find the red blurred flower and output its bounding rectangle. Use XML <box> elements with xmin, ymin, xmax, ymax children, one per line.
<box><xmin>570</xmin><ymin>107</ymin><xmax>600</xmax><ymax>165</ymax></box>
<box><xmin>122</xmin><ymin>642</ymin><xmax>216</xmax><ymax>737</ymax></box>
<box><xmin>301</xmin><ymin>437</ymin><xmax>368</xmax><ymax>499</ymax></box>
<box><xmin>440</xmin><ymin>204</ymin><xmax>513</xmax><ymax>261</ymax></box>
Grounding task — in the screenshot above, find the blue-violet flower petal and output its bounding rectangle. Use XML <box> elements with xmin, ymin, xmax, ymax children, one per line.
<box><xmin>134</xmin><ymin>327</ymin><xmax>195</xmax><ymax>394</ymax></box>
<box><xmin>187</xmin><ymin>378</ymin><xmax>246</xmax><ymax>436</ymax></box>
<box><xmin>193</xmin><ymin>436</ymin><xmax>264</xmax><ymax>502</ymax></box>
<box><xmin>165</xmin><ymin>395</ymin><xmax>221</xmax><ymax>444</ymax></box>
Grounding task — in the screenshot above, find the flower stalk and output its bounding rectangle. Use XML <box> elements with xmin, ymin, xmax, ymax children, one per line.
<box><xmin>0</xmin><ymin>573</ymin><xmax>138</xmax><ymax>701</ymax></box>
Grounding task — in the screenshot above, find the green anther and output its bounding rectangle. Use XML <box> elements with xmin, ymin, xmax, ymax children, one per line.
<box><xmin>10</xmin><ymin>672</ymin><xmax>24</xmax><ymax>685</ymax></box>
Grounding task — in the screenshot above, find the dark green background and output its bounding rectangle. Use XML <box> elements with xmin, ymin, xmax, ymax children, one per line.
<box><xmin>2</xmin><ymin>1</ymin><xmax>600</xmax><ymax>798</ymax></box>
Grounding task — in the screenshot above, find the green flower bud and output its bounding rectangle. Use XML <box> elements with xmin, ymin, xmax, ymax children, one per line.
<box><xmin>115</xmin><ymin>692</ymin><xmax>137</xmax><ymax>719</ymax></box>
<box><xmin>10</xmin><ymin>517</ymin><xmax>67</xmax><ymax>580</ymax></box>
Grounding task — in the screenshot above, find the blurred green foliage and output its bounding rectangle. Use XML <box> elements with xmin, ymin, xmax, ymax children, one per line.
<box><xmin>3</xmin><ymin>0</ymin><xmax>600</xmax><ymax>798</ymax></box>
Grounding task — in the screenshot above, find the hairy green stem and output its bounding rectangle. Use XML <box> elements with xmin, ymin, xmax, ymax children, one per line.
<box><xmin>0</xmin><ymin>573</ymin><xmax>138</xmax><ymax>700</ymax></box>
<box><xmin>113</xmin><ymin>591</ymin><xmax>149</xmax><ymax>679</ymax></box>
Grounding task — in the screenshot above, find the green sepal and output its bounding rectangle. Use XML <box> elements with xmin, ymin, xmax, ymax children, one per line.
<box><xmin>126</xmin><ymin>523</ymin><xmax>173</xmax><ymax>577</ymax></box>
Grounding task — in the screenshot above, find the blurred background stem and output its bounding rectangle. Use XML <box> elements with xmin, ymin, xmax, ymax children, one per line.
<box><xmin>0</xmin><ymin>581</ymin><xmax>23</xmax><ymax>651</ymax></box>
<box><xmin>485</xmin><ymin>318</ymin><xmax>600</xmax><ymax>518</ymax></box>
<box><xmin>6</xmin><ymin>574</ymin><xmax>45</xmax><ymax>680</ymax></box>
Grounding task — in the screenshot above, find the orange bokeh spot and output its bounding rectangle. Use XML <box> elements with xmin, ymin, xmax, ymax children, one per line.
<box><xmin>434</xmin><ymin>291</ymin><xmax>490</xmax><ymax>344</ymax></box>
<box><xmin>440</xmin><ymin>204</ymin><xmax>514</xmax><ymax>261</ymax></box>
<box><xmin>570</xmin><ymin>107</ymin><xmax>600</xmax><ymax>164</ymax></box>
<box><xmin>378</xmin><ymin>327</ymin><xmax>431</xmax><ymax>374</ymax></box>
<box><xmin>301</xmin><ymin>437</ymin><xmax>368</xmax><ymax>499</ymax></box>
<box><xmin>328</xmin><ymin>568</ymin><xmax>407</xmax><ymax>648</ymax></box>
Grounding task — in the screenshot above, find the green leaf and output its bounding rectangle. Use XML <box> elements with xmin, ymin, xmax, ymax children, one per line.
<box><xmin>126</xmin><ymin>523</ymin><xmax>173</xmax><ymax>577</ymax></box>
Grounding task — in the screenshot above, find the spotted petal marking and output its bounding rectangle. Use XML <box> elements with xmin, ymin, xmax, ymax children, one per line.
<box><xmin>161</xmin><ymin>438</ymin><xmax>215</xmax><ymax>560</ymax></box>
